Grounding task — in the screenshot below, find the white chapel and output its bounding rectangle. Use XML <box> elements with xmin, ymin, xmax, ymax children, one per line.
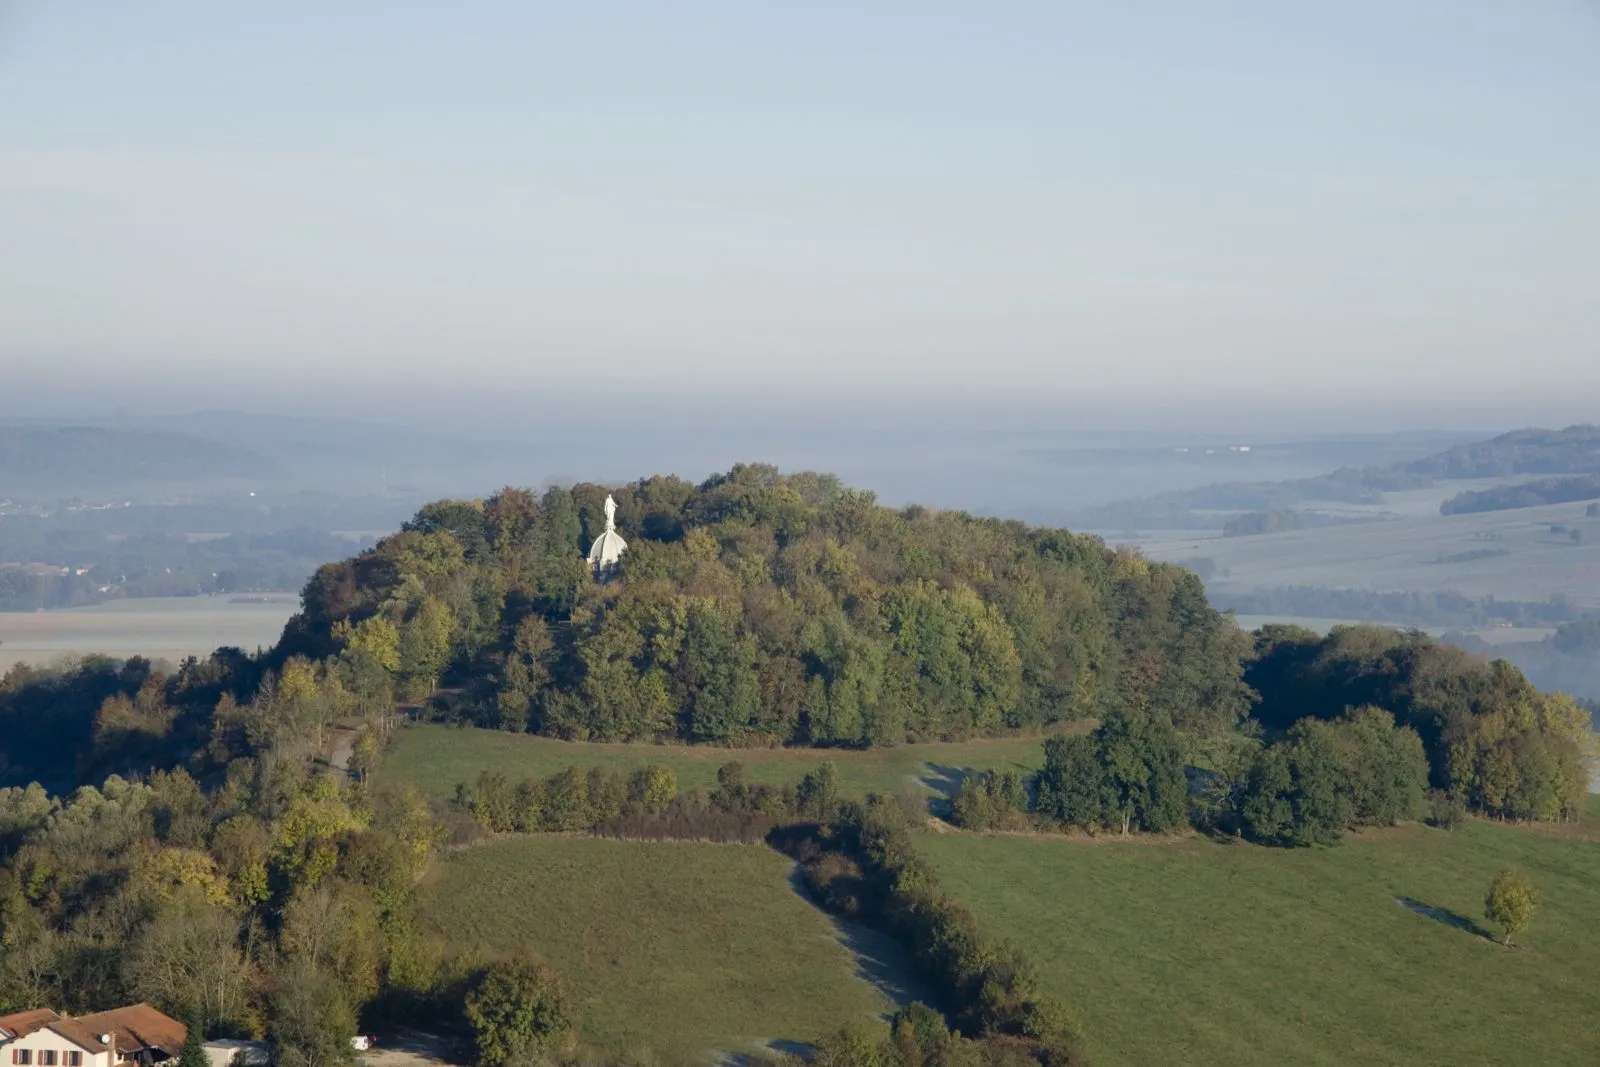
<box><xmin>586</xmin><ymin>494</ymin><xmax>627</xmax><ymax>579</ymax></box>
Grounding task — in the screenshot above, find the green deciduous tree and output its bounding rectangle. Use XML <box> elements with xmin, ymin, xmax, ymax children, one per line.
<box><xmin>464</xmin><ymin>954</ymin><xmax>576</xmax><ymax>1066</ymax></box>
<box><xmin>1484</xmin><ymin>868</ymin><xmax>1538</xmax><ymax>945</ymax></box>
<box><xmin>1033</xmin><ymin>710</ymin><xmax>1186</xmax><ymax>834</ymax></box>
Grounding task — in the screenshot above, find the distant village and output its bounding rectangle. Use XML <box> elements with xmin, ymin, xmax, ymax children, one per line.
<box><xmin>0</xmin><ymin>497</ymin><xmax>135</xmax><ymax>518</ymax></box>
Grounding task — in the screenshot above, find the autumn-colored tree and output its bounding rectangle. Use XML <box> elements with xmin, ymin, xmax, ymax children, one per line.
<box><xmin>628</xmin><ymin>764</ymin><xmax>678</xmax><ymax>811</ymax></box>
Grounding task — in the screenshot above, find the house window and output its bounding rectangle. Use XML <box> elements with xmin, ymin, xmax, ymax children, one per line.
<box><xmin>15</xmin><ymin>1051</ymin><xmax>33</xmax><ymax>1065</ymax></box>
<box><xmin>41</xmin><ymin>1054</ymin><xmax>57</xmax><ymax>1067</ymax></box>
<box><xmin>67</xmin><ymin>1056</ymin><xmax>82</xmax><ymax>1067</ymax></box>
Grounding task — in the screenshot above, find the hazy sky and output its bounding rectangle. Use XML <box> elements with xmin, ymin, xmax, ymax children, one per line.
<box><xmin>2</xmin><ymin>2</ymin><xmax>1598</xmax><ymax>427</ymax></box>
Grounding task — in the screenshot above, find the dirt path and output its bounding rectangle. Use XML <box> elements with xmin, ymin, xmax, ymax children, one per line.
<box><xmin>329</xmin><ymin>727</ymin><xmax>360</xmax><ymax>776</ymax></box>
<box><xmin>361</xmin><ymin>1030</ymin><xmax>468</xmax><ymax>1067</ymax></box>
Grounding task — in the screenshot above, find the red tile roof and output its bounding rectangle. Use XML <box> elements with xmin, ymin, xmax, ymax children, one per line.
<box><xmin>48</xmin><ymin>1005</ymin><xmax>187</xmax><ymax>1059</ymax></box>
<box><xmin>0</xmin><ymin>1009</ymin><xmax>61</xmax><ymax>1040</ymax></box>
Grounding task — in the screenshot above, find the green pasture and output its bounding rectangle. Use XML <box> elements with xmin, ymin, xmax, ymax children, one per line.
<box><xmin>418</xmin><ymin>836</ymin><xmax>892</xmax><ymax>1063</ymax></box>
<box><xmin>382</xmin><ymin>722</ymin><xmax>1057</xmax><ymax>802</ymax></box>
<box><xmin>917</xmin><ymin>802</ymin><xmax>1600</xmax><ymax>1067</ymax></box>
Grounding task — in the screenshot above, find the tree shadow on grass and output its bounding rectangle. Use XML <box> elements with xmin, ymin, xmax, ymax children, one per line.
<box><xmin>719</xmin><ymin>1039</ymin><xmax>815</xmax><ymax>1067</ymax></box>
<box><xmin>920</xmin><ymin>763</ymin><xmax>970</xmax><ymax>799</ymax></box>
<box><xmin>785</xmin><ymin>866</ymin><xmax>938</xmax><ymax>1013</ymax></box>
<box><xmin>919</xmin><ymin>764</ymin><xmax>971</xmax><ymax>819</ymax></box>
<box><xmin>1396</xmin><ymin>896</ymin><xmax>1495</xmax><ymax>941</ymax></box>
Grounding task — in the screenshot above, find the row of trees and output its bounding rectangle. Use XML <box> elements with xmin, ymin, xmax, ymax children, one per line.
<box><xmin>457</xmin><ymin>760</ymin><xmax>844</xmax><ymax>844</ymax></box>
<box><xmin>780</xmin><ymin>796</ymin><xmax>1082</xmax><ymax>1065</ymax></box>
<box><xmin>949</xmin><ymin>624</ymin><xmax>1593</xmax><ymax>842</ymax></box>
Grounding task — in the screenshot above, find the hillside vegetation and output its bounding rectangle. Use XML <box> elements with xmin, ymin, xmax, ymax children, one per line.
<box><xmin>918</xmin><ymin>806</ymin><xmax>1600</xmax><ymax>1067</ymax></box>
<box><xmin>282</xmin><ymin>464</ymin><xmax>1251</xmax><ymax>746</ymax></box>
<box><xmin>2</xmin><ymin>465</ymin><xmax>1594</xmax><ymax>1067</ymax></box>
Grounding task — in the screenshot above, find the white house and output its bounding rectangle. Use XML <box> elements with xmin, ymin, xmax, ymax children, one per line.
<box><xmin>1</xmin><ymin>1005</ymin><xmax>186</xmax><ymax>1067</ymax></box>
<box><xmin>199</xmin><ymin>1040</ymin><xmax>268</xmax><ymax>1067</ymax></box>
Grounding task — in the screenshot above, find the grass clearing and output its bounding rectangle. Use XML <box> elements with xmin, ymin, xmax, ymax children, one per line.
<box><xmin>383</xmin><ymin>722</ymin><xmax>1060</xmax><ymax>802</ymax></box>
<box><xmin>418</xmin><ymin>836</ymin><xmax>890</xmax><ymax>1063</ymax></box>
<box><xmin>916</xmin><ymin>806</ymin><xmax>1600</xmax><ymax>1067</ymax></box>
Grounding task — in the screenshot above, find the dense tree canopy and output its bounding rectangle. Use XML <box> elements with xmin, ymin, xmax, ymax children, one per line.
<box><xmin>1247</xmin><ymin>624</ymin><xmax>1591</xmax><ymax>822</ymax></box>
<box><xmin>281</xmin><ymin>465</ymin><xmax>1252</xmax><ymax>747</ymax></box>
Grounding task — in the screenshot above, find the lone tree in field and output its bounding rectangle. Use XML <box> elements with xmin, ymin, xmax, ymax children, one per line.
<box><xmin>1484</xmin><ymin>868</ymin><xmax>1538</xmax><ymax>946</ymax></box>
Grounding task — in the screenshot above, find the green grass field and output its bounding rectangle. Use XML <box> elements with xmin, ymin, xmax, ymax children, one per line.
<box><xmin>917</xmin><ymin>805</ymin><xmax>1600</xmax><ymax>1067</ymax></box>
<box><xmin>383</xmin><ymin>722</ymin><xmax>1057</xmax><ymax>802</ymax></box>
<box><xmin>418</xmin><ymin>836</ymin><xmax>890</xmax><ymax>1063</ymax></box>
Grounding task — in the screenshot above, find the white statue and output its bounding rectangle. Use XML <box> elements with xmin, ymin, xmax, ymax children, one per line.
<box><xmin>587</xmin><ymin>493</ymin><xmax>627</xmax><ymax>579</ymax></box>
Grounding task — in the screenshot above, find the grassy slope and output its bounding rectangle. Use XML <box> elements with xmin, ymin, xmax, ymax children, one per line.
<box><xmin>384</xmin><ymin>722</ymin><xmax>1055</xmax><ymax>801</ymax></box>
<box><xmin>918</xmin><ymin>807</ymin><xmax>1600</xmax><ymax>1067</ymax></box>
<box><xmin>418</xmin><ymin>837</ymin><xmax>888</xmax><ymax>1063</ymax></box>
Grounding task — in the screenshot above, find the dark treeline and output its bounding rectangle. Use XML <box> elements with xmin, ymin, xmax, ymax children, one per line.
<box><xmin>1212</xmin><ymin>586</ymin><xmax>1593</xmax><ymax>629</ymax></box>
<box><xmin>1244</xmin><ymin>623</ymin><xmax>1589</xmax><ymax>822</ymax></box>
<box><xmin>284</xmin><ymin>464</ymin><xmax>1252</xmax><ymax>747</ymax></box>
<box><xmin>1439</xmin><ymin>475</ymin><xmax>1600</xmax><ymax>515</ymax></box>
<box><xmin>951</xmin><ymin>623</ymin><xmax>1591</xmax><ymax>841</ymax></box>
<box><xmin>454</xmin><ymin>759</ymin><xmax>843</xmax><ymax>844</ymax></box>
<box><xmin>1220</xmin><ymin>509</ymin><xmax>1372</xmax><ymax>537</ymax></box>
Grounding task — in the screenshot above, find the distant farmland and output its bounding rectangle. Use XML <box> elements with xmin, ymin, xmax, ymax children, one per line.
<box><xmin>1136</xmin><ymin>494</ymin><xmax>1600</xmax><ymax>610</ymax></box>
<box><xmin>0</xmin><ymin>596</ymin><xmax>296</xmax><ymax>673</ymax></box>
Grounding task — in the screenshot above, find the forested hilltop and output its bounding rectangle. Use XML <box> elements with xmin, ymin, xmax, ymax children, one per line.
<box><xmin>278</xmin><ymin>464</ymin><xmax>1252</xmax><ymax>746</ymax></box>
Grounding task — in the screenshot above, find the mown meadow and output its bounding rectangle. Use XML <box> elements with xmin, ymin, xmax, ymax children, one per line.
<box><xmin>418</xmin><ymin>836</ymin><xmax>893</xmax><ymax>1063</ymax></box>
<box><xmin>383</xmin><ymin>721</ymin><xmax>1058</xmax><ymax>802</ymax></box>
<box><xmin>916</xmin><ymin>799</ymin><xmax>1600</xmax><ymax>1067</ymax></box>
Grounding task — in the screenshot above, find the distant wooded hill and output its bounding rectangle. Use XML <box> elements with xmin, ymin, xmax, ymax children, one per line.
<box><xmin>1073</xmin><ymin>424</ymin><xmax>1600</xmax><ymax>531</ymax></box>
<box><xmin>0</xmin><ymin>426</ymin><xmax>279</xmax><ymax>490</ymax></box>
<box><xmin>1439</xmin><ymin>474</ymin><xmax>1600</xmax><ymax>515</ymax></box>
